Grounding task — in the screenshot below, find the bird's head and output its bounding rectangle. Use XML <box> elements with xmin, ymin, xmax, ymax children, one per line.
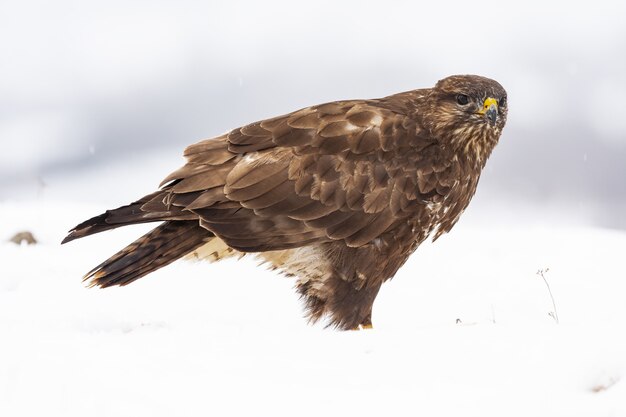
<box><xmin>420</xmin><ymin>75</ymin><xmax>507</xmax><ymax>164</ymax></box>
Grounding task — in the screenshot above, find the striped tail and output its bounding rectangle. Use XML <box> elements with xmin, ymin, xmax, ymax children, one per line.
<box><xmin>83</xmin><ymin>221</ymin><xmax>211</xmax><ymax>288</ymax></box>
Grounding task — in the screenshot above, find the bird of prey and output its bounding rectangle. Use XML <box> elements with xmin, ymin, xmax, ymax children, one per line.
<box><xmin>63</xmin><ymin>74</ymin><xmax>507</xmax><ymax>330</ymax></box>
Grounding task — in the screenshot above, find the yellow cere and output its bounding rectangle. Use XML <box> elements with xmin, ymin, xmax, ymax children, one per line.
<box><xmin>479</xmin><ymin>97</ymin><xmax>498</xmax><ymax>114</ymax></box>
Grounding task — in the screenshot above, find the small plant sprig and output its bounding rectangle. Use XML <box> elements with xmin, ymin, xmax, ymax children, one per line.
<box><xmin>537</xmin><ymin>268</ymin><xmax>559</xmax><ymax>324</ymax></box>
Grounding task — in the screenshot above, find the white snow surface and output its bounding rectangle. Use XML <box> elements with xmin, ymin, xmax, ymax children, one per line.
<box><xmin>1</xmin><ymin>161</ymin><xmax>625</xmax><ymax>416</ymax></box>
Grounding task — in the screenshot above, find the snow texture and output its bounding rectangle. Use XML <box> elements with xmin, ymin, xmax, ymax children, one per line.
<box><xmin>1</xmin><ymin>164</ymin><xmax>625</xmax><ymax>417</ymax></box>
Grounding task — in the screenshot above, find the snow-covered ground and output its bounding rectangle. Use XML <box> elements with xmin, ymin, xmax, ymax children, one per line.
<box><xmin>1</xmin><ymin>159</ymin><xmax>625</xmax><ymax>416</ymax></box>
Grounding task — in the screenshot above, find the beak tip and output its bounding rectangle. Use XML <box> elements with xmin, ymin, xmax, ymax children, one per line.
<box><xmin>485</xmin><ymin>105</ymin><xmax>498</xmax><ymax>125</ymax></box>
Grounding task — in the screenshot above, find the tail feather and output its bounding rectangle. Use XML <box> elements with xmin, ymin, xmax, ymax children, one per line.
<box><xmin>62</xmin><ymin>191</ymin><xmax>196</xmax><ymax>244</ymax></box>
<box><xmin>84</xmin><ymin>221</ymin><xmax>211</xmax><ymax>288</ymax></box>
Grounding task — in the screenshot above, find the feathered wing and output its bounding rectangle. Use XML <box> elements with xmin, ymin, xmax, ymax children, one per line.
<box><xmin>158</xmin><ymin>97</ymin><xmax>452</xmax><ymax>253</ymax></box>
<box><xmin>64</xmin><ymin>95</ymin><xmax>454</xmax><ymax>252</ymax></box>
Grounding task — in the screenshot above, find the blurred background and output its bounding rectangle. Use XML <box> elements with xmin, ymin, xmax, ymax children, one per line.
<box><xmin>1</xmin><ymin>0</ymin><xmax>625</xmax><ymax>229</ymax></box>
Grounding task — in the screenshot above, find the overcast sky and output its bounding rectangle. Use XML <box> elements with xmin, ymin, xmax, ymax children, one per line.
<box><xmin>1</xmin><ymin>0</ymin><xmax>625</xmax><ymax>228</ymax></box>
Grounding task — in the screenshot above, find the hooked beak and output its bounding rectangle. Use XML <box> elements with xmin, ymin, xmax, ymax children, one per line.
<box><xmin>478</xmin><ymin>97</ymin><xmax>498</xmax><ymax>125</ymax></box>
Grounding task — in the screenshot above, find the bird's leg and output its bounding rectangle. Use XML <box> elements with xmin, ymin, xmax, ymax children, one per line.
<box><xmin>349</xmin><ymin>325</ymin><xmax>373</xmax><ymax>331</ymax></box>
<box><xmin>360</xmin><ymin>313</ymin><xmax>373</xmax><ymax>329</ymax></box>
<box><xmin>348</xmin><ymin>311</ymin><xmax>374</xmax><ymax>331</ymax></box>
<box><xmin>295</xmin><ymin>246</ymin><xmax>383</xmax><ymax>331</ymax></box>
<box><xmin>323</xmin><ymin>276</ymin><xmax>381</xmax><ymax>331</ymax></box>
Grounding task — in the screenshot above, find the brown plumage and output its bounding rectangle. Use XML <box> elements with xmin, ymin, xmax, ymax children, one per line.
<box><xmin>63</xmin><ymin>74</ymin><xmax>508</xmax><ymax>330</ymax></box>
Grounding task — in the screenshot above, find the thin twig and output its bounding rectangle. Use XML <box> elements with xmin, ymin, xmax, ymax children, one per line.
<box><xmin>537</xmin><ymin>268</ymin><xmax>559</xmax><ymax>324</ymax></box>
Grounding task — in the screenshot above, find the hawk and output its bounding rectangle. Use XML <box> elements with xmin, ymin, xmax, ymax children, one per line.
<box><xmin>63</xmin><ymin>75</ymin><xmax>507</xmax><ymax>330</ymax></box>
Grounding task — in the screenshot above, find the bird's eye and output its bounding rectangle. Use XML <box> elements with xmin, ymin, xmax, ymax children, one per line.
<box><xmin>456</xmin><ymin>94</ymin><xmax>469</xmax><ymax>105</ymax></box>
<box><xmin>499</xmin><ymin>96</ymin><xmax>507</xmax><ymax>107</ymax></box>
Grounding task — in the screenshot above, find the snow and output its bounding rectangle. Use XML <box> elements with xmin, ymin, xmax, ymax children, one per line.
<box><xmin>1</xmin><ymin>167</ymin><xmax>626</xmax><ymax>416</ymax></box>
